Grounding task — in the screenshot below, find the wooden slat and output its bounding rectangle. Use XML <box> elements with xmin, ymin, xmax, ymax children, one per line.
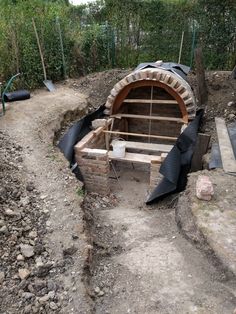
<box><xmin>111</xmin><ymin>113</ymin><xmax>184</xmax><ymax>123</ymax></box>
<box><xmin>123</xmin><ymin>99</ymin><xmax>178</xmax><ymax>104</ymax></box>
<box><xmin>108</xmin><ymin>151</ymin><xmax>162</xmax><ymax>164</ymax></box>
<box><xmin>111</xmin><ymin>140</ymin><xmax>173</xmax><ymax>153</ymax></box>
<box><xmin>103</xmin><ymin>130</ymin><xmax>177</xmax><ymax>141</ymax></box>
<box><xmin>215</xmin><ymin>118</ymin><xmax>236</xmax><ymax>173</ymax></box>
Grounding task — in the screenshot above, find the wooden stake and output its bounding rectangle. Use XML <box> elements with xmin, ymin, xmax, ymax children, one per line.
<box><xmin>194</xmin><ymin>47</ymin><xmax>208</xmax><ymax>105</ymax></box>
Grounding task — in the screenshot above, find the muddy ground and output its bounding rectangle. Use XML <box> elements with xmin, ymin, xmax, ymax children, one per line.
<box><xmin>0</xmin><ymin>69</ymin><xmax>236</xmax><ymax>313</ymax></box>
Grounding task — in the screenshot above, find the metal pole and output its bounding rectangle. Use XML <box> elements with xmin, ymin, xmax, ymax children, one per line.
<box><xmin>56</xmin><ymin>17</ymin><xmax>67</xmax><ymax>79</ymax></box>
<box><xmin>178</xmin><ymin>31</ymin><xmax>184</xmax><ymax>64</ymax></box>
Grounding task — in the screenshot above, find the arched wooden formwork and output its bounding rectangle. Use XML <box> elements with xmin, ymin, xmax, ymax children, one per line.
<box><xmin>105</xmin><ymin>68</ymin><xmax>196</xmax><ymax>123</ymax></box>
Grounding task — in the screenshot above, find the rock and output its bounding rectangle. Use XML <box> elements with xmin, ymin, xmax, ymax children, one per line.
<box><xmin>18</xmin><ymin>268</ymin><xmax>30</xmax><ymax>280</ymax></box>
<box><xmin>0</xmin><ymin>219</ymin><xmax>5</xmax><ymax>227</ymax></box>
<box><xmin>20</xmin><ymin>244</ymin><xmax>34</xmax><ymax>258</ymax></box>
<box><xmin>39</xmin><ymin>294</ymin><xmax>49</xmax><ymax>303</ymax></box>
<box><xmin>28</xmin><ymin>231</ymin><xmax>37</xmax><ymax>239</ymax></box>
<box><xmin>0</xmin><ymin>225</ymin><xmax>9</xmax><ymax>235</ymax></box>
<box><xmin>196</xmin><ymin>175</ymin><xmax>214</xmax><ymax>201</ymax></box>
<box><xmin>0</xmin><ymin>271</ymin><xmax>5</xmax><ymax>283</ymax></box>
<box><xmin>26</xmin><ymin>182</ymin><xmax>35</xmax><ymax>192</ymax></box>
<box><xmin>22</xmin><ymin>292</ymin><xmax>34</xmax><ymax>299</ymax></box>
<box><xmin>227</xmin><ymin>101</ymin><xmax>235</xmax><ymax>107</ymax></box>
<box><xmin>48</xmin><ymin>291</ymin><xmax>55</xmax><ymax>299</ymax></box>
<box><xmin>4</xmin><ymin>208</ymin><xmax>18</xmax><ymax>216</ymax></box>
<box><xmin>94</xmin><ymin>286</ymin><xmax>101</xmax><ymax>294</ymax></box>
<box><xmin>24</xmin><ymin>305</ymin><xmax>32</xmax><ymax>313</ymax></box>
<box><xmin>49</xmin><ymin>302</ymin><xmax>58</xmax><ymax>310</ymax></box>
<box><xmin>228</xmin><ymin>113</ymin><xmax>235</xmax><ymax>120</ymax></box>
<box><xmin>92</xmin><ymin>119</ymin><xmax>108</xmax><ymax>129</ymax></box>
<box><xmin>17</xmin><ymin>254</ymin><xmax>25</xmax><ymax>261</ymax></box>
<box><xmin>63</xmin><ymin>245</ymin><xmax>78</xmax><ymax>257</ymax></box>
<box><xmin>47</xmin><ymin>280</ymin><xmax>58</xmax><ymax>291</ymax></box>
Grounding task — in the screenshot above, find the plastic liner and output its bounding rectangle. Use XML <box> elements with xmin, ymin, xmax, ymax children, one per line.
<box><xmin>58</xmin><ymin>105</ymin><xmax>105</xmax><ymax>179</ymax></box>
<box><xmin>4</xmin><ymin>90</ymin><xmax>30</xmax><ymax>102</ymax></box>
<box><xmin>135</xmin><ymin>62</ymin><xmax>190</xmax><ymax>81</ymax></box>
<box><xmin>146</xmin><ymin>110</ymin><xmax>204</xmax><ymax>205</ymax></box>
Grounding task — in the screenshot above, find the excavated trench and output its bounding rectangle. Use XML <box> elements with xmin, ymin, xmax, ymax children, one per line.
<box><xmin>54</xmin><ymin>104</ymin><xmax>236</xmax><ymax>313</ymax></box>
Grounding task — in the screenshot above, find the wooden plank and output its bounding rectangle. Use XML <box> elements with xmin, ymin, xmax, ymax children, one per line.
<box><xmin>191</xmin><ymin>133</ymin><xmax>210</xmax><ymax>171</ymax></box>
<box><xmin>108</xmin><ymin>151</ymin><xmax>162</xmax><ymax>164</ymax></box>
<box><xmin>123</xmin><ymin>99</ymin><xmax>178</xmax><ymax>104</ymax></box>
<box><xmin>103</xmin><ymin>130</ymin><xmax>177</xmax><ymax>141</ymax></box>
<box><xmin>111</xmin><ymin>140</ymin><xmax>173</xmax><ymax>153</ymax></box>
<box><xmin>215</xmin><ymin>117</ymin><xmax>236</xmax><ymax>173</ymax></box>
<box><xmin>111</xmin><ymin>113</ymin><xmax>184</xmax><ymax>123</ymax></box>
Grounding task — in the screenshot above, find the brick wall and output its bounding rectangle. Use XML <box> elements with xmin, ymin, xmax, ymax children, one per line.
<box><xmin>75</xmin><ymin>148</ymin><xmax>110</xmax><ymax>195</ymax></box>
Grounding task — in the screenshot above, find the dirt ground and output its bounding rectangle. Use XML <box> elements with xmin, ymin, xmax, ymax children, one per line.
<box><xmin>0</xmin><ymin>69</ymin><xmax>236</xmax><ymax>313</ymax></box>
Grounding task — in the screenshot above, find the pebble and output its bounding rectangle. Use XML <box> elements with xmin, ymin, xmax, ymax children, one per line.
<box><xmin>0</xmin><ymin>219</ymin><xmax>5</xmax><ymax>227</ymax></box>
<box><xmin>228</xmin><ymin>113</ymin><xmax>235</xmax><ymax>119</ymax></box>
<box><xmin>22</xmin><ymin>292</ymin><xmax>34</xmax><ymax>299</ymax></box>
<box><xmin>28</xmin><ymin>231</ymin><xmax>37</xmax><ymax>239</ymax></box>
<box><xmin>18</xmin><ymin>268</ymin><xmax>30</xmax><ymax>280</ymax></box>
<box><xmin>49</xmin><ymin>302</ymin><xmax>58</xmax><ymax>310</ymax></box>
<box><xmin>4</xmin><ymin>208</ymin><xmax>18</xmax><ymax>216</ymax></box>
<box><xmin>20</xmin><ymin>244</ymin><xmax>35</xmax><ymax>258</ymax></box>
<box><xmin>17</xmin><ymin>254</ymin><xmax>25</xmax><ymax>261</ymax></box>
<box><xmin>0</xmin><ymin>225</ymin><xmax>9</xmax><ymax>234</ymax></box>
<box><xmin>0</xmin><ymin>271</ymin><xmax>5</xmax><ymax>283</ymax></box>
<box><xmin>39</xmin><ymin>294</ymin><xmax>50</xmax><ymax>303</ymax></box>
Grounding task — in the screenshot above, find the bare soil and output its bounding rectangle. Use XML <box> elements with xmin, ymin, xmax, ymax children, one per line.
<box><xmin>0</xmin><ymin>69</ymin><xmax>236</xmax><ymax>314</ymax></box>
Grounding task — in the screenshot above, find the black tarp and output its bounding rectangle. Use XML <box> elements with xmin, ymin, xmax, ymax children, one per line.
<box><xmin>135</xmin><ymin>62</ymin><xmax>190</xmax><ymax>81</ymax></box>
<box><xmin>146</xmin><ymin>110</ymin><xmax>204</xmax><ymax>204</ymax></box>
<box><xmin>58</xmin><ymin>105</ymin><xmax>105</xmax><ymax>179</ymax></box>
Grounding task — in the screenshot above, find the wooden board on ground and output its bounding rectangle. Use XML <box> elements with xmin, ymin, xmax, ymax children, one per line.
<box><xmin>111</xmin><ymin>140</ymin><xmax>173</xmax><ymax>153</ymax></box>
<box><xmin>215</xmin><ymin>117</ymin><xmax>236</xmax><ymax>174</ymax></box>
<box><xmin>108</xmin><ymin>151</ymin><xmax>165</xmax><ymax>164</ymax></box>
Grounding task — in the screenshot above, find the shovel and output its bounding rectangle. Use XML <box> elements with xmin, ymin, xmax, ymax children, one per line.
<box><xmin>32</xmin><ymin>18</ymin><xmax>55</xmax><ymax>92</ymax></box>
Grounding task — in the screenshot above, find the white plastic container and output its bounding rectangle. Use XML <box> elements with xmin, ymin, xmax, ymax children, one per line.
<box><xmin>111</xmin><ymin>140</ymin><xmax>126</xmax><ymax>158</ymax></box>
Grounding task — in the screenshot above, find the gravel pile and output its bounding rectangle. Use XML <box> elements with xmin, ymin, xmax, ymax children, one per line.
<box><xmin>0</xmin><ymin>131</ymin><xmax>66</xmax><ymax>313</ymax></box>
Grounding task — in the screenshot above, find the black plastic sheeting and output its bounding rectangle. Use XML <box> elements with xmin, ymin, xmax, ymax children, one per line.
<box><xmin>58</xmin><ymin>105</ymin><xmax>105</xmax><ymax>180</ymax></box>
<box><xmin>135</xmin><ymin>62</ymin><xmax>190</xmax><ymax>81</ymax></box>
<box><xmin>146</xmin><ymin>110</ymin><xmax>204</xmax><ymax>205</ymax></box>
<box><xmin>4</xmin><ymin>90</ymin><xmax>30</xmax><ymax>102</ymax></box>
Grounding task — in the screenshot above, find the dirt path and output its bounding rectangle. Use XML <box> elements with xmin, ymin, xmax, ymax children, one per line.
<box><xmin>1</xmin><ymin>87</ymin><xmax>92</xmax><ymax>313</ymax></box>
<box><xmin>86</xmin><ymin>166</ymin><xmax>236</xmax><ymax>314</ymax></box>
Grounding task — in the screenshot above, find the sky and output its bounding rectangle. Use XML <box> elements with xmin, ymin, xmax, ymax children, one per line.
<box><xmin>69</xmin><ymin>0</ymin><xmax>95</xmax><ymax>4</ymax></box>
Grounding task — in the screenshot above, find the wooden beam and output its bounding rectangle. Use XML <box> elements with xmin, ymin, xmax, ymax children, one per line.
<box><xmin>191</xmin><ymin>133</ymin><xmax>210</xmax><ymax>171</ymax></box>
<box><xmin>103</xmin><ymin>130</ymin><xmax>177</xmax><ymax>141</ymax></box>
<box><xmin>108</xmin><ymin>151</ymin><xmax>162</xmax><ymax>164</ymax></box>
<box><xmin>215</xmin><ymin>117</ymin><xmax>236</xmax><ymax>173</ymax></box>
<box><xmin>111</xmin><ymin>140</ymin><xmax>173</xmax><ymax>153</ymax></box>
<box><xmin>123</xmin><ymin>99</ymin><xmax>178</xmax><ymax>104</ymax></box>
<box><xmin>111</xmin><ymin>113</ymin><xmax>184</xmax><ymax>123</ymax></box>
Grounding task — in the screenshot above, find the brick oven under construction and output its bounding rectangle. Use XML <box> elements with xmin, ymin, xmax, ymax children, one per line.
<box><xmin>74</xmin><ymin>62</ymin><xmax>197</xmax><ymax>195</ymax></box>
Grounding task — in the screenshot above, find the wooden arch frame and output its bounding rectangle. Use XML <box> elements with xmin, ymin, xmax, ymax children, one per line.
<box><xmin>110</xmin><ymin>80</ymin><xmax>189</xmax><ymax>123</ymax></box>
